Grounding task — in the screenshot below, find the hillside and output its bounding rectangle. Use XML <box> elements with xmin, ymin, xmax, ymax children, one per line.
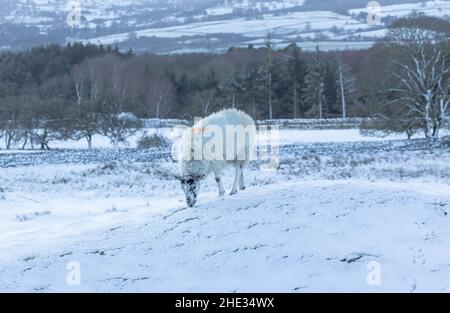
<box><xmin>1</xmin><ymin>133</ymin><xmax>449</xmax><ymax>292</ymax></box>
<box><xmin>1</xmin><ymin>0</ymin><xmax>449</xmax><ymax>53</ymax></box>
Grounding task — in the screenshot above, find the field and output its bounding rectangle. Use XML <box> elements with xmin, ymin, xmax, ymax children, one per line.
<box><xmin>0</xmin><ymin>128</ymin><xmax>449</xmax><ymax>292</ymax></box>
<box><xmin>3</xmin><ymin>0</ymin><xmax>450</xmax><ymax>52</ymax></box>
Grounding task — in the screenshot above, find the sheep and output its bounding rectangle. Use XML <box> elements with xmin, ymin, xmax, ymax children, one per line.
<box><xmin>174</xmin><ymin>108</ymin><xmax>256</xmax><ymax>207</ymax></box>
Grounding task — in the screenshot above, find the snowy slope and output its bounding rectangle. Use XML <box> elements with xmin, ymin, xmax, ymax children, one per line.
<box><xmin>1</xmin><ymin>180</ymin><xmax>449</xmax><ymax>292</ymax></box>
<box><xmin>0</xmin><ymin>130</ymin><xmax>449</xmax><ymax>292</ymax></box>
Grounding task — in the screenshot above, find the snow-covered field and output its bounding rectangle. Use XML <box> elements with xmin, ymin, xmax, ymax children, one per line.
<box><xmin>84</xmin><ymin>11</ymin><xmax>371</xmax><ymax>44</ymax></box>
<box><xmin>350</xmin><ymin>0</ymin><xmax>450</xmax><ymax>19</ymax></box>
<box><xmin>4</xmin><ymin>126</ymin><xmax>443</xmax><ymax>152</ymax></box>
<box><xmin>3</xmin><ymin>0</ymin><xmax>450</xmax><ymax>53</ymax></box>
<box><xmin>0</xmin><ymin>129</ymin><xmax>449</xmax><ymax>292</ymax></box>
<box><xmin>79</xmin><ymin>0</ymin><xmax>450</xmax><ymax>52</ymax></box>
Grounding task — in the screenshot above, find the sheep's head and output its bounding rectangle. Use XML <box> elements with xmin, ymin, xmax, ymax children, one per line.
<box><xmin>159</xmin><ymin>168</ymin><xmax>202</xmax><ymax>208</ymax></box>
<box><xmin>180</xmin><ymin>176</ymin><xmax>201</xmax><ymax>207</ymax></box>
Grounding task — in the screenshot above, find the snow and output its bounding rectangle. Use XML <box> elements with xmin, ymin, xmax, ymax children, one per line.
<box><xmin>335</xmin><ymin>29</ymin><xmax>389</xmax><ymax>40</ymax></box>
<box><xmin>83</xmin><ymin>11</ymin><xmax>371</xmax><ymax>45</ymax></box>
<box><xmin>205</xmin><ymin>7</ymin><xmax>234</xmax><ymax>16</ymax></box>
<box><xmin>2</xmin><ymin>128</ymin><xmax>443</xmax><ymax>150</ymax></box>
<box><xmin>0</xmin><ymin>127</ymin><xmax>449</xmax><ymax>292</ymax></box>
<box><xmin>0</xmin><ymin>128</ymin><xmax>343</xmax><ymax>151</ymax></box>
<box><xmin>276</xmin><ymin>129</ymin><xmax>396</xmax><ymax>144</ymax></box>
<box><xmin>350</xmin><ymin>0</ymin><xmax>450</xmax><ymax>18</ymax></box>
<box><xmin>77</xmin><ymin>1</ymin><xmax>450</xmax><ymax>52</ymax></box>
<box><xmin>1</xmin><ymin>179</ymin><xmax>449</xmax><ymax>292</ymax></box>
<box><xmin>206</xmin><ymin>0</ymin><xmax>306</xmax><ymax>16</ymax></box>
<box><xmin>3</xmin><ymin>0</ymin><xmax>450</xmax><ymax>53</ymax></box>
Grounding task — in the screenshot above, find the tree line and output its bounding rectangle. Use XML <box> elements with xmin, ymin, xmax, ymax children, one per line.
<box><xmin>0</xmin><ymin>13</ymin><xmax>449</xmax><ymax>149</ymax></box>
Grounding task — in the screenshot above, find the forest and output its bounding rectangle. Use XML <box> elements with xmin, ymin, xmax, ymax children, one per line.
<box><xmin>0</xmin><ymin>13</ymin><xmax>449</xmax><ymax>149</ymax></box>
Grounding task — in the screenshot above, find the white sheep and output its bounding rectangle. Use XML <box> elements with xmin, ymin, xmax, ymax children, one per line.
<box><xmin>174</xmin><ymin>108</ymin><xmax>256</xmax><ymax>207</ymax></box>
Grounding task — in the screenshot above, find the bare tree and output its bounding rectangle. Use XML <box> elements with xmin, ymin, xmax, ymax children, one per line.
<box><xmin>145</xmin><ymin>75</ymin><xmax>174</xmax><ymax>119</ymax></box>
<box><xmin>338</xmin><ymin>61</ymin><xmax>347</xmax><ymax>119</ymax></box>
<box><xmin>337</xmin><ymin>60</ymin><xmax>356</xmax><ymax>119</ymax></box>
<box><xmin>388</xmin><ymin>14</ymin><xmax>450</xmax><ymax>138</ymax></box>
<box><xmin>0</xmin><ymin>97</ymin><xmax>20</xmax><ymax>149</ymax></box>
<box><xmin>70</xmin><ymin>59</ymin><xmax>108</xmax><ymax>149</ymax></box>
<box><xmin>30</xmin><ymin>98</ymin><xmax>66</xmax><ymax>150</ymax></box>
<box><xmin>433</xmin><ymin>70</ymin><xmax>450</xmax><ymax>138</ymax></box>
<box><xmin>101</xmin><ymin>61</ymin><xmax>142</xmax><ymax>148</ymax></box>
<box><xmin>102</xmin><ymin>112</ymin><xmax>141</xmax><ymax>149</ymax></box>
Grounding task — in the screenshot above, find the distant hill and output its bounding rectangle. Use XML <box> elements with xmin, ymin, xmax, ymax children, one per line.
<box><xmin>0</xmin><ymin>0</ymin><xmax>448</xmax><ymax>53</ymax></box>
<box><xmin>301</xmin><ymin>0</ymin><xmax>424</xmax><ymax>11</ymax></box>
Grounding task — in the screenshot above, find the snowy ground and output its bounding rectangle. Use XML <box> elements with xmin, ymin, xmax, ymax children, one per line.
<box><xmin>3</xmin><ymin>127</ymin><xmax>443</xmax><ymax>152</ymax></box>
<box><xmin>0</xmin><ymin>129</ymin><xmax>449</xmax><ymax>292</ymax></box>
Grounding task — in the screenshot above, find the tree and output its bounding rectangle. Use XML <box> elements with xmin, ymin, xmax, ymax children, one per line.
<box><xmin>69</xmin><ymin>58</ymin><xmax>108</xmax><ymax>149</ymax></box>
<box><xmin>337</xmin><ymin>60</ymin><xmax>356</xmax><ymax>119</ymax></box>
<box><xmin>145</xmin><ymin>75</ymin><xmax>174</xmax><ymax>119</ymax></box>
<box><xmin>355</xmin><ymin>41</ymin><xmax>398</xmax><ymax>120</ymax></box>
<box><xmin>285</xmin><ymin>44</ymin><xmax>307</xmax><ymax>118</ymax></box>
<box><xmin>264</xmin><ymin>33</ymin><xmax>274</xmax><ymax>119</ymax></box>
<box><xmin>303</xmin><ymin>48</ymin><xmax>327</xmax><ymax>119</ymax></box>
<box><xmin>0</xmin><ymin>96</ymin><xmax>21</xmax><ymax>149</ymax></box>
<box><xmin>388</xmin><ymin>14</ymin><xmax>450</xmax><ymax>138</ymax></box>
<box><xmin>102</xmin><ymin>112</ymin><xmax>142</xmax><ymax>148</ymax></box>
<box><xmin>192</xmin><ymin>66</ymin><xmax>221</xmax><ymax>117</ymax></box>
<box><xmin>30</xmin><ymin>98</ymin><xmax>67</xmax><ymax>150</ymax></box>
<box><xmin>100</xmin><ymin>61</ymin><xmax>142</xmax><ymax>148</ymax></box>
<box><xmin>232</xmin><ymin>62</ymin><xmax>265</xmax><ymax>119</ymax></box>
<box><xmin>323</xmin><ymin>61</ymin><xmax>339</xmax><ymax>117</ymax></box>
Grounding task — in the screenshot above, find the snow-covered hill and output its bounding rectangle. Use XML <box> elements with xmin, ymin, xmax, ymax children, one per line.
<box><xmin>1</xmin><ymin>0</ymin><xmax>449</xmax><ymax>53</ymax></box>
<box><xmin>0</xmin><ymin>131</ymin><xmax>449</xmax><ymax>292</ymax></box>
<box><xmin>2</xmin><ymin>180</ymin><xmax>449</xmax><ymax>292</ymax></box>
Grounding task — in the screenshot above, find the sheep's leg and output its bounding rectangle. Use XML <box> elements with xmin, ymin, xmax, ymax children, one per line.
<box><xmin>239</xmin><ymin>163</ymin><xmax>246</xmax><ymax>191</ymax></box>
<box><xmin>230</xmin><ymin>164</ymin><xmax>241</xmax><ymax>195</ymax></box>
<box><xmin>215</xmin><ymin>175</ymin><xmax>225</xmax><ymax>196</ymax></box>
